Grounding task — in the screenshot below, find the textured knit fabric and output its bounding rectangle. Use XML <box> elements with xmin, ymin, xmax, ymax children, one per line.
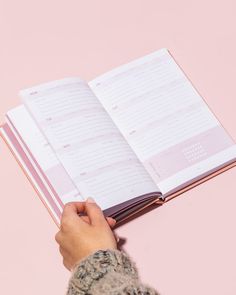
<box><xmin>66</xmin><ymin>249</ymin><xmax>159</xmax><ymax>295</ymax></box>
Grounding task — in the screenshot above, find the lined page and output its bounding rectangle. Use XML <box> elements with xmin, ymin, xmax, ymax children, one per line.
<box><xmin>7</xmin><ymin>105</ymin><xmax>82</xmax><ymax>205</ymax></box>
<box><xmin>89</xmin><ymin>49</ymin><xmax>236</xmax><ymax>194</ymax></box>
<box><xmin>21</xmin><ymin>78</ymin><xmax>158</xmax><ymax>210</ymax></box>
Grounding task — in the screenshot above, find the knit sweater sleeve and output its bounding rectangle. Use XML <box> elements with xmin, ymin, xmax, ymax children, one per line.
<box><xmin>66</xmin><ymin>249</ymin><xmax>159</xmax><ymax>295</ymax></box>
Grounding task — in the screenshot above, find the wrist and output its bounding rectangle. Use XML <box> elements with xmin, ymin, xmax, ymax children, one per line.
<box><xmin>68</xmin><ymin>249</ymin><xmax>138</xmax><ymax>293</ymax></box>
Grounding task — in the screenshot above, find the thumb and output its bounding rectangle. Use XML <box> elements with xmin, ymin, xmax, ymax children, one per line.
<box><xmin>85</xmin><ymin>197</ymin><xmax>106</xmax><ymax>226</ymax></box>
<box><xmin>79</xmin><ymin>216</ymin><xmax>116</xmax><ymax>228</ymax></box>
<box><xmin>62</xmin><ymin>202</ymin><xmax>85</xmax><ymax>220</ymax></box>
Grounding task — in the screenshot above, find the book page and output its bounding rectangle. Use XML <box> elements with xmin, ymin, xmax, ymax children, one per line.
<box><xmin>6</xmin><ymin>105</ymin><xmax>83</xmax><ymax>205</ymax></box>
<box><xmin>1</xmin><ymin>123</ymin><xmax>62</xmax><ymax>224</ymax></box>
<box><xmin>20</xmin><ymin>78</ymin><xmax>158</xmax><ymax>210</ymax></box>
<box><xmin>89</xmin><ymin>49</ymin><xmax>236</xmax><ymax>194</ymax></box>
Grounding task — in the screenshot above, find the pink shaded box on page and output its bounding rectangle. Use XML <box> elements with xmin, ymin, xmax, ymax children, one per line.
<box><xmin>144</xmin><ymin>125</ymin><xmax>235</xmax><ymax>182</ymax></box>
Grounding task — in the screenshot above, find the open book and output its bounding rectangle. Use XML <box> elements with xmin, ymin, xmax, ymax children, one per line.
<box><xmin>1</xmin><ymin>48</ymin><xmax>236</xmax><ymax>226</ymax></box>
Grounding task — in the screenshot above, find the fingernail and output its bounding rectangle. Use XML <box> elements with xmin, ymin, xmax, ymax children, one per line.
<box><xmin>86</xmin><ymin>197</ymin><xmax>95</xmax><ymax>203</ymax></box>
<box><xmin>112</xmin><ymin>218</ymin><xmax>117</xmax><ymax>224</ymax></box>
<box><xmin>107</xmin><ymin>217</ymin><xmax>117</xmax><ymax>225</ymax></box>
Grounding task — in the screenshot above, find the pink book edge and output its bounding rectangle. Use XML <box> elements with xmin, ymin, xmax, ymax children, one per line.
<box><xmin>0</xmin><ymin>124</ymin><xmax>61</xmax><ymax>228</ymax></box>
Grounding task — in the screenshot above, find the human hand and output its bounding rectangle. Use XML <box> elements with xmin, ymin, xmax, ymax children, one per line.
<box><xmin>55</xmin><ymin>198</ymin><xmax>117</xmax><ymax>271</ymax></box>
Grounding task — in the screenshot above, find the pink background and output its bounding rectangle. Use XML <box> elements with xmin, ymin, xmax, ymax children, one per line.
<box><xmin>0</xmin><ymin>1</ymin><xmax>236</xmax><ymax>294</ymax></box>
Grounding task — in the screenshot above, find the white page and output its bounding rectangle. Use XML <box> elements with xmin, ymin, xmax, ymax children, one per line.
<box><xmin>7</xmin><ymin>105</ymin><xmax>83</xmax><ymax>204</ymax></box>
<box><xmin>20</xmin><ymin>78</ymin><xmax>158</xmax><ymax>210</ymax></box>
<box><xmin>89</xmin><ymin>49</ymin><xmax>236</xmax><ymax>194</ymax></box>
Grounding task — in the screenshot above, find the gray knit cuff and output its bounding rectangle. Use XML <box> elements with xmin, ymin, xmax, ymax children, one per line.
<box><xmin>67</xmin><ymin>249</ymin><xmax>138</xmax><ymax>294</ymax></box>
